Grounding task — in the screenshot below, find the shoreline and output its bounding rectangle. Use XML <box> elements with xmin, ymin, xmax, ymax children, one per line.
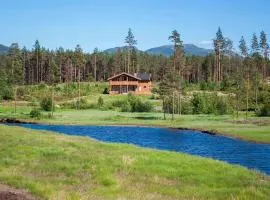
<box><xmin>1</xmin><ymin>117</ymin><xmax>269</xmax><ymax>144</ymax></box>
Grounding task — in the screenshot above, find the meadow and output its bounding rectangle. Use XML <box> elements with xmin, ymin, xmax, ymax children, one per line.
<box><xmin>0</xmin><ymin>125</ymin><xmax>269</xmax><ymax>199</ymax></box>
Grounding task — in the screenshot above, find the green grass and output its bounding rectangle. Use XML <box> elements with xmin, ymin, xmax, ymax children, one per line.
<box><xmin>0</xmin><ymin>125</ymin><xmax>269</xmax><ymax>199</ymax></box>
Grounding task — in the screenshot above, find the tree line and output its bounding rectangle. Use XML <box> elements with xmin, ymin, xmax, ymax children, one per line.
<box><xmin>158</xmin><ymin>28</ymin><xmax>269</xmax><ymax>119</ymax></box>
<box><xmin>0</xmin><ymin>27</ymin><xmax>269</xmax><ymax>87</ymax></box>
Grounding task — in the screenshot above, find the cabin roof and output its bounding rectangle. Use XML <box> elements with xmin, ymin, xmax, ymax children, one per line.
<box><xmin>107</xmin><ymin>72</ymin><xmax>141</xmax><ymax>81</ymax></box>
<box><xmin>136</xmin><ymin>72</ymin><xmax>151</xmax><ymax>81</ymax></box>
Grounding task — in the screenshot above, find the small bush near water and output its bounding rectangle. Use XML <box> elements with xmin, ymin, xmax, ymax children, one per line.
<box><xmin>98</xmin><ymin>96</ymin><xmax>104</xmax><ymax>107</ymax></box>
<box><xmin>112</xmin><ymin>94</ymin><xmax>153</xmax><ymax>112</ymax></box>
<box><xmin>29</xmin><ymin>108</ymin><xmax>42</xmax><ymax>119</ymax></box>
<box><xmin>40</xmin><ymin>97</ymin><xmax>54</xmax><ymax>111</ymax></box>
<box><xmin>191</xmin><ymin>93</ymin><xmax>231</xmax><ymax>115</ymax></box>
<box><xmin>256</xmin><ymin>103</ymin><xmax>270</xmax><ymax>117</ymax></box>
<box><xmin>0</xmin><ymin>86</ymin><xmax>14</xmax><ymax>100</ymax></box>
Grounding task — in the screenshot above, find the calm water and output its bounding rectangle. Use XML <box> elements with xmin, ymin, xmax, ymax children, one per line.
<box><xmin>8</xmin><ymin>123</ymin><xmax>270</xmax><ymax>174</ymax></box>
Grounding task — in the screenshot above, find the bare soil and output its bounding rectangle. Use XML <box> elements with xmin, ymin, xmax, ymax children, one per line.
<box><xmin>0</xmin><ymin>184</ymin><xmax>35</xmax><ymax>200</ymax></box>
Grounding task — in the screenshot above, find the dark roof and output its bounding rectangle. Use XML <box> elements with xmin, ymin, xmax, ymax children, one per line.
<box><xmin>136</xmin><ymin>73</ymin><xmax>151</xmax><ymax>81</ymax></box>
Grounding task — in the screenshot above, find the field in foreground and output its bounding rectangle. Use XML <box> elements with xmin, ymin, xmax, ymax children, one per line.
<box><xmin>0</xmin><ymin>125</ymin><xmax>269</xmax><ymax>199</ymax></box>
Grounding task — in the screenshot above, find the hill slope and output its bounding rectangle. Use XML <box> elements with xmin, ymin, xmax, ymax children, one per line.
<box><xmin>0</xmin><ymin>44</ymin><xmax>9</xmax><ymax>54</ymax></box>
<box><xmin>104</xmin><ymin>44</ymin><xmax>213</xmax><ymax>57</ymax></box>
<box><xmin>145</xmin><ymin>44</ymin><xmax>213</xmax><ymax>57</ymax></box>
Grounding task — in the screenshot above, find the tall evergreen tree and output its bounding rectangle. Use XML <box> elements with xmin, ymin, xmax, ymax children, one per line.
<box><xmin>213</xmin><ymin>27</ymin><xmax>225</xmax><ymax>83</ymax></box>
<box><xmin>168</xmin><ymin>30</ymin><xmax>184</xmax><ymax>74</ymax></box>
<box><xmin>125</xmin><ymin>28</ymin><xmax>137</xmax><ymax>73</ymax></box>
<box><xmin>260</xmin><ymin>31</ymin><xmax>269</xmax><ymax>79</ymax></box>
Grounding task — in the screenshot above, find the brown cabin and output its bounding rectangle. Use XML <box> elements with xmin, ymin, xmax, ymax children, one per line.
<box><xmin>108</xmin><ymin>72</ymin><xmax>152</xmax><ymax>95</ymax></box>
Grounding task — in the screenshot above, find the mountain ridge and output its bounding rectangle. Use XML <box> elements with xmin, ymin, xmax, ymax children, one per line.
<box><xmin>104</xmin><ymin>44</ymin><xmax>213</xmax><ymax>57</ymax></box>
<box><xmin>0</xmin><ymin>43</ymin><xmax>213</xmax><ymax>57</ymax></box>
<box><xmin>0</xmin><ymin>44</ymin><xmax>9</xmax><ymax>54</ymax></box>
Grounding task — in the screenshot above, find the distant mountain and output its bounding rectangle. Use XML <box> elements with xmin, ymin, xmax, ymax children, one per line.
<box><xmin>104</xmin><ymin>44</ymin><xmax>213</xmax><ymax>57</ymax></box>
<box><xmin>0</xmin><ymin>44</ymin><xmax>9</xmax><ymax>54</ymax></box>
<box><xmin>104</xmin><ymin>46</ymin><xmax>140</xmax><ymax>54</ymax></box>
<box><xmin>146</xmin><ymin>44</ymin><xmax>213</xmax><ymax>57</ymax></box>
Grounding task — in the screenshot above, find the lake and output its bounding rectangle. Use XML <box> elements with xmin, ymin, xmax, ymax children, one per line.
<box><xmin>8</xmin><ymin>123</ymin><xmax>270</xmax><ymax>175</ymax></box>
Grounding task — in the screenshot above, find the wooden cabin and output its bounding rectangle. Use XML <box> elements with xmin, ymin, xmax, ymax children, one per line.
<box><xmin>108</xmin><ymin>72</ymin><xmax>152</xmax><ymax>95</ymax></box>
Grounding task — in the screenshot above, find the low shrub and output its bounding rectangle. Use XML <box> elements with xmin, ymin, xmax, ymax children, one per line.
<box><xmin>112</xmin><ymin>94</ymin><xmax>153</xmax><ymax>112</ymax></box>
<box><xmin>40</xmin><ymin>97</ymin><xmax>54</xmax><ymax>111</ymax></box>
<box><xmin>120</xmin><ymin>100</ymin><xmax>132</xmax><ymax>112</ymax></box>
<box><xmin>256</xmin><ymin>103</ymin><xmax>270</xmax><ymax>117</ymax></box>
<box><xmin>181</xmin><ymin>100</ymin><xmax>193</xmax><ymax>114</ymax></box>
<box><xmin>74</xmin><ymin>98</ymin><xmax>88</xmax><ymax>109</ymax></box>
<box><xmin>29</xmin><ymin>109</ymin><xmax>41</xmax><ymax>119</ymax></box>
<box><xmin>98</xmin><ymin>96</ymin><xmax>104</xmax><ymax>107</ymax></box>
<box><xmin>103</xmin><ymin>88</ymin><xmax>109</xmax><ymax>94</ymax></box>
<box><xmin>199</xmin><ymin>81</ymin><xmax>217</xmax><ymax>91</ymax></box>
<box><xmin>16</xmin><ymin>87</ymin><xmax>29</xmax><ymax>98</ymax></box>
<box><xmin>0</xmin><ymin>86</ymin><xmax>14</xmax><ymax>100</ymax></box>
<box><xmin>190</xmin><ymin>93</ymin><xmax>231</xmax><ymax>115</ymax></box>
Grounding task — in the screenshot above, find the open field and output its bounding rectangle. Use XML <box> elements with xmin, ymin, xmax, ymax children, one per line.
<box><xmin>0</xmin><ymin>125</ymin><xmax>269</xmax><ymax>199</ymax></box>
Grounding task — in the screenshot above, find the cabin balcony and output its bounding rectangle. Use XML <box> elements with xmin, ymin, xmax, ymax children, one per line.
<box><xmin>109</xmin><ymin>81</ymin><xmax>139</xmax><ymax>86</ymax></box>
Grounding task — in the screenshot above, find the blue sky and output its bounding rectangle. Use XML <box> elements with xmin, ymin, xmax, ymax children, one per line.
<box><xmin>1</xmin><ymin>0</ymin><xmax>269</xmax><ymax>52</ymax></box>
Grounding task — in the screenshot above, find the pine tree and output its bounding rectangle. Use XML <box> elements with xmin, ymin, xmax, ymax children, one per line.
<box><xmin>213</xmin><ymin>27</ymin><xmax>225</xmax><ymax>84</ymax></box>
<box><xmin>238</xmin><ymin>36</ymin><xmax>249</xmax><ymax>118</ymax></box>
<box><xmin>251</xmin><ymin>33</ymin><xmax>259</xmax><ymax>53</ymax></box>
<box><xmin>34</xmin><ymin>40</ymin><xmax>41</xmax><ymax>83</ymax></box>
<box><xmin>251</xmin><ymin>33</ymin><xmax>263</xmax><ymax>109</ymax></box>
<box><xmin>125</xmin><ymin>28</ymin><xmax>137</xmax><ymax>73</ymax></box>
<box><xmin>74</xmin><ymin>45</ymin><xmax>85</xmax><ymax>109</ymax></box>
<box><xmin>260</xmin><ymin>31</ymin><xmax>269</xmax><ymax>79</ymax></box>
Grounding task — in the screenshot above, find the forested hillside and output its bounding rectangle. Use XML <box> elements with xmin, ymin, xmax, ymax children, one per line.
<box><xmin>145</xmin><ymin>44</ymin><xmax>213</xmax><ymax>56</ymax></box>
<box><xmin>0</xmin><ymin>28</ymin><xmax>269</xmax><ymax>85</ymax></box>
<box><xmin>103</xmin><ymin>44</ymin><xmax>213</xmax><ymax>57</ymax></box>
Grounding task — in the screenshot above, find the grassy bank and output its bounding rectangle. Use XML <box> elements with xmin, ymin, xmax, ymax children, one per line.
<box><xmin>0</xmin><ymin>125</ymin><xmax>269</xmax><ymax>199</ymax></box>
<box><xmin>1</xmin><ymin>107</ymin><xmax>268</xmax><ymax>143</ymax></box>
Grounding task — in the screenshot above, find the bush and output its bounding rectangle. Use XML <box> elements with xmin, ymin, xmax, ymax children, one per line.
<box><xmin>181</xmin><ymin>101</ymin><xmax>193</xmax><ymax>114</ymax></box>
<box><xmin>132</xmin><ymin>100</ymin><xmax>153</xmax><ymax>112</ymax></box>
<box><xmin>40</xmin><ymin>97</ymin><xmax>54</xmax><ymax>111</ymax></box>
<box><xmin>127</xmin><ymin>94</ymin><xmax>153</xmax><ymax>112</ymax></box>
<box><xmin>191</xmin><ymin>93</ymin><xmax>207</xmax><ymax>114</ymax></box>
<box><xmin>103</xmin><ymin>88</ymin><xmax>109</xmax><ymax>94</ymax></box>
<box><xmin>112</xmin><ymin>94</ymin><xmax>153</xmax><ymax>112</ymax></box>
<box><xmin>38</xmin><ymin>83</ymin><xmax>48</xmax><ymax>90</ymax></box>
<box><xmin>199</xmin><ymin>81</ymin><xmax>217</xmax><ymax>91</ymax></box>
<box><xmin>190</xmin><ymin>93</ymin><xmax>231</xmax><ymax>115</ymax></box>
<box><xmin>74</xmin><ymin>98</ymin><xmax>88</xmax><ymax>109</ymax></box>
<box><xmin>29</xmin><ymin>109</ymin><xmax>42</xmax><ymax>119</ymax></box>
<box><xmin>16</xmin><ymin>87</ymin><xmax>29</xmax><ymax>98</ymax></box>
<box><xmin>0</xmin><ymin>86</ymin><xmax>14</xmax><ymax>100</ymax></box>
<box><xmin>98</xmin><ymin>96</ymin><xmax>104</xmax><ymax>107</ymax></box>
<box><xmin>215</xmin><ymin>97</ymin><xmax>228</xmax><ymax>115</ymax></box>
<box><xmin>256</xmin><ymin>103</ymin><xmax>270</xmax><ymax>117</ymax></box>
<box><xmin>118</xmin><ymin>100</ymin><xmax>131</xmax><ymax>112</ymax></box>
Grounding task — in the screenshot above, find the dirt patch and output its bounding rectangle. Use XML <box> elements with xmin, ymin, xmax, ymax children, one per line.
<box><xmin>0</xmin><ymin>118</ymin><xmax>36</xmax><ymax>124</ymax></box>
<box><xmin>0</xmin><ymin>184</ymin><xmax>35</xmax><ymax>200</ymax></box>
<box><xmin>225</xmin><ymin>119</ymin><xmax>270</xmax><ymax>126</ymax></box>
